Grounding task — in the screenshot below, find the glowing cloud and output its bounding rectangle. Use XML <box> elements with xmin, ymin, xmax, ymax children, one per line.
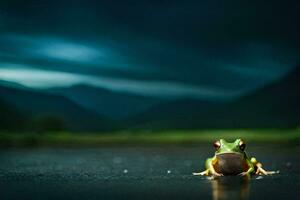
<box><xmin>0</xmin><ymin>34</ymin><xmax>140</xmax><ymax>71</ymax></box>
<box><xmin>0</xmin><ymin>65</ymin><xmax>238</xmax><ymax>99</ymax></box>
<box><xmin>36</xmin><ymin>41</ymin><xmax>103</xmax><ymax>62</ymax></box>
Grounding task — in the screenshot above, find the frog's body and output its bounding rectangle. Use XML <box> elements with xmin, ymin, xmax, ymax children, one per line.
<box><xmin>193</xmin><ymin>139</ymin><xmax>278</xmax><ymax>177</ymax></box>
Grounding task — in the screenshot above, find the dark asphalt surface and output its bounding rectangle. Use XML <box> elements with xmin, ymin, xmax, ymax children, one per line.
<box><xmin>0</xmin><ymin>144</ymin><xmax>299</xmax><ymax>200</ymax></box>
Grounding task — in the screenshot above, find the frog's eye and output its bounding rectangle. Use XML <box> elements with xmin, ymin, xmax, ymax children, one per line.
<box><xmin>213</xmin><ymin>141</ymin><xmax>221</xmax><ymax>149</ymax></box>
<box><xmin>239</xmin><ymin>140</ymin><xmax>246</xmax><ymax>151</ymax></box>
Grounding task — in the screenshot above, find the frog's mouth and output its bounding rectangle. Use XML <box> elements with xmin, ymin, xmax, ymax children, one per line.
<box><xmin>216</xmin><ymin>152</ymin><xmax>245</xmax><ymax>175</ymax></box>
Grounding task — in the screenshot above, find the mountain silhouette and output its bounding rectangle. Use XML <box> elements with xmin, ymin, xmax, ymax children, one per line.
<box><xmin>46</xmin><ymin>84</ymin><xmax>162</xmax><ymax>119</ymax></box>
<box><xmin>0</xmin><ymin>84</ymin><xmax>113</xmax><ymax>131</ymax></box>
<box><xmin>129</xmin><ymin>65</ymin><xmax>300</xmax><ymax>129</ymax></box>
<box><xmin>1</xmin><ymin>65</ymin><xmax>299</xmax><ymax>131</ymax></box>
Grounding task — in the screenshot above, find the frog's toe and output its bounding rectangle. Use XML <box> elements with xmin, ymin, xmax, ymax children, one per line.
<box><xmin>193</xmin><ymin>169</ymin><xmax>209</xmax><ymax>176</ymax></box>
<box><xmin>238</xmin><ymin>172</ymin><xmax>250</xmax><ymax>176</ymax></box>
<box><xmin>256</xmin><ymin>167</ymin><xmax>279</xmax><ymax>175</ymax></box>
<box><xmin>212</xmin><ymin>172</ymin><xmax>223</xmax><ymax>177</ymax></box>
<box><xmin>263</xmin><ymin>170</ymin><xmax>278</xmax><ymax>175</ymax></box>
<box><xmin>193</xmin><ymin>172</ymin><xmax>203</xmax><ymax>176</ymax></box>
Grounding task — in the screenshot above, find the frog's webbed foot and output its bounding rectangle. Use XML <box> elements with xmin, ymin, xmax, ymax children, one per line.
<box><xmin>255</xmin><ymin>163</ymin><xmax>279</xmax><ymax>175</ymax></box>
<box><xmin>193</xmin><ymin>169</ymin><xmax>209</xmax><ymax>176</ymax></box>
<box><xmin>255</xmin><ymin>167</ymin><xmax>278</xmax><ymax>175</ymax></box>
<box><xmin>238</xmin><ymin>172</ymin><xmax>251</xmax><ymax>177</ymax></box>
<box><xmin>193</xmin><ymin>169</ymin><xmax>223</xmax><ymax>177</ymax></box>
<box><xmin>212</xmin><ymin>171</ymin><xmax>223</xmax><ymax>177</ymax></box>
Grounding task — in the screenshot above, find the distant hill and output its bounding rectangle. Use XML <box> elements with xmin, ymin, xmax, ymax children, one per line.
<box><xmin>0</xmin><ymin>98</ymin><xmax>26</xmax><ymax>131</ymax></box>
<box><xmin>1</xmin><ymin>65</ymin><xmax>299</xmax><ymax>131</ymax></box>
<box><xmin>0</xmin><ymin>80</ymin><xmax>27</xmax><ymax>89</ymax></box>
<box><xmin>46</xmin><ymin>84</ymin><xmax>162</xmax><ymax>119</ymax></box>
<box><xmin>129</xmin><ymin>65</ymin><xmax>300</xmax><ymax>129</ymax></box>
<box><xmin>0</xmin><ymin>85</ymin><xmax>113</xmax><ymax>131</ymax></box>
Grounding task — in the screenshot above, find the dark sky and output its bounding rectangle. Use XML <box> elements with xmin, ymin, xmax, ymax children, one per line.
<box><xmin>0</xmin><ymin>0</ymin><xmax>299</xmax><ymax>100</ymax></box>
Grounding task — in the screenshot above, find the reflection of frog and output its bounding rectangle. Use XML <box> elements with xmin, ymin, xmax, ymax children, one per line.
<box><xmin>210</xmin><ymin>176</ymin><xmax>250</xmax><ymax>200</ymax></box>
<box><xmin>193</xmin><ymin>139</ymin><xmax>278</xmax><ymax>177</ymax></box>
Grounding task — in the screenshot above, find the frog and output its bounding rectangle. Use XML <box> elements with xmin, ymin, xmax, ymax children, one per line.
<box><xmin>193</xmin><ymin>139</ymin><xmax>278</xmax><ymax>177</ymax></box>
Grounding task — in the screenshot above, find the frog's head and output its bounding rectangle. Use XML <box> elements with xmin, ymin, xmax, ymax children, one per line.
<box><xmin>213</xmin><ymin>139</ymin><xmax>247</xmax><ymax>175</ymax></box>
<box><xmin>213</xmin><ymin>138</ymin><xmax>246</xmax><ymax>155</ymax></box>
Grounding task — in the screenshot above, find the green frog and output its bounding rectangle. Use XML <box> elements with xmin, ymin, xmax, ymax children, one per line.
<box><xmin>193</xmin><ymin>139</ymin><xmax>278</xmax><ymax>177</ymax></box>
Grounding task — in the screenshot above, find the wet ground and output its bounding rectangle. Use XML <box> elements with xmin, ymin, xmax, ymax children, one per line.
<box><xmin>0</xmin><ymin>144</ymin><xmax>299</xmax><ymax>200</ymax></box>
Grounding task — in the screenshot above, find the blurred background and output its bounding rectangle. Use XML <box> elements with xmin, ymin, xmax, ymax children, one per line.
<box><xmin>0</xmin><ymin>0</ymin><xmax>299</xmax><ymax>146</ymax></box>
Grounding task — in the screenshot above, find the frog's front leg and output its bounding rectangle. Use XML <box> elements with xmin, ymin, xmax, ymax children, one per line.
<box><xmin>193</xmin><ymin>157</ymin><xmax>223</xmax><ymax>177</ymax></box>
<box><xmin>250</xmin><ymin>157</ymin><xmax>278</xmax><ymax>175</ymax></box>
<box><xmin>238</xmin><ymin>158</ymin><xmax>255</xmax><ymax>176</ymax></box>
